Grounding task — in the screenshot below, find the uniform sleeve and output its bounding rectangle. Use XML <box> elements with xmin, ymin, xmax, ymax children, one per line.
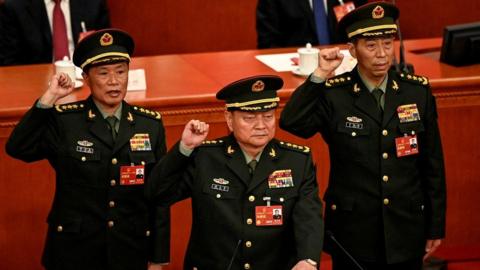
<box><xmin>145</xmin><ymin>141</ymin><xmax>194</xmax><ymax>206</ymax></box>
<box><xmin>5</xmin><ymin>102</ymin><xmax>59</xmax><ymax>162</ymax></box>
<box><xmin>292</xmin><ymin>153</ymin><xmax>324</xmax><ymax>262</ymax></box>
<box><xmin>148</xmin><ymin>119</ymin><xmax>171</xmax><ymax>263</ymax></box>
<box><xmin>280</xmin><ymin>79</ymin><xmax>330</xmax><ymax>139</ymax></box>
<box><xmin>421</xmin><ymin>88</ymin><xmax>446</xmax><ymax>239</ymax></box>
<box><xmin>256</xmin><ymin>0</ymin><xmax>282</xmax><ymax>49</ymax></box>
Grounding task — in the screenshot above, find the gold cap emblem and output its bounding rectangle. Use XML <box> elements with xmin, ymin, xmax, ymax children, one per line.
<box><xmin>251</xmin><ymin>80</ymin><xmax>265</xmax><ymax>92</ymax></box>
<box><xmin>100</xmin><ymin>33</ymin><xmax>113</xmax><ymax>46</ymax></box>
<box><xmin>372</xmin><ymin>5</ymin><xmax>385</xmax><ymax>19</ymax></box>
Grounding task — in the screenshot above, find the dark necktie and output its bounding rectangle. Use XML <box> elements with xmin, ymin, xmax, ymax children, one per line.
<box><xmin>106</xmin><ymin>116</ymin><xmax>118</xmax><ymax>140</ymax></box>
<box><xmin>248</xmin><ymin>159</ymin><xmax>257</xmax><ymax>176</ymax></box>
<box><xmin>52</xmin><ymin>0</ymin><xmax>69</xmax><ymax>61</ymax></box>
<box><xmin>313</xmin><ymin>0</ymin><xmax>330</xmax><ymax>45</ymax></box>
<box><xmin>372</xmin><ymin>88</ymin><xmax>384</xmax><ymax>112</ymax></box>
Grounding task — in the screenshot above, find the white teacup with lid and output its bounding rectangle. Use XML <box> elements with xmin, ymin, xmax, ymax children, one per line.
<box><xmin>297</xmin><ymin>43</ymin><xmax>320</xmax><ymax>75</ymax></box>
<box><xmin>54</xmin><ymin>56</ymin><xmax>76</xmax><ymax>82</ymax></box>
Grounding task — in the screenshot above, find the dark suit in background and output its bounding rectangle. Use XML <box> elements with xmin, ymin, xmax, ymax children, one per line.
<box><xmin>256</xmin><ymin>0</ymin><xmax>367</xmax><ymax>48</ymax></box>
<box><xmin>0</xmin><ymin>0</ymin><xmax>110</xmax><ymax>65</ymax></box>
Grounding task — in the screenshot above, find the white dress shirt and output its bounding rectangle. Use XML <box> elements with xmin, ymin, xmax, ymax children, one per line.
<box><xmin>44</xmin><ymin>0</ymin><xmax>74</xmax><ymax>61</ymax></box>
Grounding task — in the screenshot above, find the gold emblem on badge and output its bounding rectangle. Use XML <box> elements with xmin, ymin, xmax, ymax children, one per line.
<box><xmin>100</xmin><ymin>33</ymin><xmax>113</xmax><ymax>46</ymax></box>
<box><xmin>251</xmin><ymin>80</ymin><xmax>265</xmax><ymax>92</ymax></box>
<box><xmin>372</xmin><ymin>5</ymin><xmax>385</xmax><ymax>19</ymax></box>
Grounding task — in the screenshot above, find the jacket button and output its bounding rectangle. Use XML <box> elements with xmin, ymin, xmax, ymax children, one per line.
<box><xmin>245</xmin><ymin>241</ymin><xmax>252</xmax><ymax>248</ymax></box>
<box><xmin>382</xmin><ymin>175</ymin><xmax>389</xmax><ymax>182</ymax></box>
<box><xmin>146</xmin><ymin>230</ymin><xmax>151</xmax><ymax>237</ymax></box>
<box><xmin>351</xmin><ymin>132</ymin><xmax>357</xmax><ymax>137</ymax></box>
<box><xmin>141</xmin><ymin>161</ymin><xmax>146</xmax><ymax>165</ymax></box>
<box><xmin>382</xmin><ymin>153</ymin><xmax>389</xmax><ymax>159</ymax></box>
<box><xmin>111</xmin><ymin>158</ymin><xmax>117</xmax><ymax>165</ymax></box>
<box><xmin>57</xmin><ymin>225</ymin><xmax>63</xmax><ymax>232</ymax></box>
<box><xmin>216</xmin><ymin>194</ymin><xmax>221</xmax><ymax>199</ymax></box>
<box><xmin>108</xmin><ymin>221</ymin><xmax>114</xmax><ymax>228</ymax></box>
<box><xmin>110</xmin><ymin>180</ymin><xmax>116</xmax><ymax>186</ymax></box>
<box><xmin>383</xmin><ymin>198</ymin><xmax>390</xmax><ymax>205</ymax></box>
<box><xmin>81</xmin><ymin>156</ymin><xmax>86</xmax><ymax>162</ymax></box>
<box><xmin>382</xmin><ymin>130</ymin><xmax>388</xmax><ymax>136</ymax></box>
<box><xmin>246</xmin><ymin>218</ymin><xmax>253</xmax><ymax>225</ymax></box>
<box><xmin>109</xmin><ymin>201</ymin><xmax>115</xmax><ymax>208</ymax></box>
<box><xmin>248</xmin><ymin>195</ymin><xmax>255</xmax><ymax>202</ymax></box>
<box><xmin>244</xmin><ymin>263</ymin><xmax>251</xmax><ymax>269</ymax></box>
<box><xmin>279</xmin><ymin>197</ymin><xmax>284</xmax><ymax>202</ymax></box>
<box><xmin>331</xmin><ymin>204</ymin><xmax>337</xmax><ymax>211</ymax></box>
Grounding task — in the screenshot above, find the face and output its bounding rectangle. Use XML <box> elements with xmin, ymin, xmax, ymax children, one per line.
<box><xmin>225</xmin><ymin>109</ymin><xmax>276</xmax><ymax>152</ymax></box>
<box><xmin>349</xmin><ymin>36</ymin><xmax>395</xmax><ymax>82</ymax></box>
<box><xmin>83</xmin><ymin>62</ymin><xmax>129</xmax><ymax>110</ymax></box>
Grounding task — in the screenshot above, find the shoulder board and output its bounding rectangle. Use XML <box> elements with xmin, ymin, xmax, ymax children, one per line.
<box><xmin>132</xmin><ymin>106</ymin><xmax>162</xmax><ymax>120</ymax></box>
<box><xmin>278</xmin><ymin>141</ymin><xmax>310</xmax><ymax>154</ymax></box>
<box><xmin>399</xmin><ymin>72</ymin><xmax>429</xmax><ymax>86</ymax></box>
<box><xmin>55</xmin><ymin>101</ymin><xmax>86</xmax><ymax>113</ymax></box>
<box><xmin>325</xmin><ymin>74</ymin><xmax>353</xmax><ymax>88</ymax></box>
<box><xmin>200</xmin><ymin>139</ymin><xmax>224</xmax><ymax>146</ymax></box>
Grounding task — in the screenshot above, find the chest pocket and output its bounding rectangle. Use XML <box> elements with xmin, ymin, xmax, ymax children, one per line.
<box><xmin>398</xmin><ymin>121</ymin><xmax>425</xmax><ymax>135</ymax></box>
<box><xmin>334</xmin><ymin>121</ymin><xmax>371</xmax><ymax>160</ymax></box>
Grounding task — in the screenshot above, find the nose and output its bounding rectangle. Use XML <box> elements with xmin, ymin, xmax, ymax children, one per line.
<box><xmin>107</xmin><ymin>73</ymin><xmax>120</xmax><ymax>84</ymax></box>
<box><xmin>254</xmin><ymin>115</ymin><xmax>267</xmax><ymax>129</ymax></box>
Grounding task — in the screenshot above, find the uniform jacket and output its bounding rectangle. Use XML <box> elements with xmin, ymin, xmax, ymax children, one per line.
<box><xmin>146</xmin><ymin>134</ymin><xmax>324</xmax><ymax>270</ymax></box>
<box><xmin>5</xmin><ymin>97</ymin><xmax>170</xmax><ymax>270</ymax></box>
<box><xmin>0</xmin><ymin>0</ymin><xmax>110</xmax><ymax>65</ymax></box>
<box><xmin>256</xmin><ymin>0</ymin><xmax>367</xmax><ymax>48</ymax></box>
<box><xmin>279</xmin><ymin>67</ymin><xmax>446</xmax><ymax>264</ymax></box>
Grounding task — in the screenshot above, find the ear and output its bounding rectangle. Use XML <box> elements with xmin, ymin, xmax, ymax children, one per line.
<box><xmin>348</xmin><ymin>42</ymin><xmax>356</xmax><ymax>59</ymax></box>
<box><xmin>224</xmin><ymin>111</ymin><xmax>234</xmax><ymax>132</ymax></box>
<box><xmin>82</xmin><ymin>72</ymin><xmax>90</xmax><ymax>87</ymax></box>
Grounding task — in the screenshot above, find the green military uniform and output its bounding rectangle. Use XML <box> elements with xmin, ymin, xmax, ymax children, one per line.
<box><xmin>5</xmin><ymin>29</ymin><xmax>170</xmax><ymax>270</ymax></box>
<box><xmin>280</xmin><ymin>2</ymin><xmax>446</xmax><ymax>267</ymax></box>
<box><xmin>146</xmin><ymin>75</ymin><xmax>324</xmax><ymax>270</ymax></box>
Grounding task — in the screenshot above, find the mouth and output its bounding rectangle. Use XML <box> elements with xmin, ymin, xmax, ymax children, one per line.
<box><xmin>106</xmin><ymin>90</ymin><xmax>122</xmax><ymax>98</ymax></box>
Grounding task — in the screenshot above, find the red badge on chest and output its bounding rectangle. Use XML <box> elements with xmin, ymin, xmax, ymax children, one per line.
<box><xmin>255</xmin><ymin>205</ymin><xmax>283</xmax><ymax>226</ymax></box>
<box><xmin>395</xmin><ymin>135</ymin><xmax>419</xmax><ymax>157</ymax></box>
<box><xmin>120</xmin><ymin>165</ymin><xmax>145</xmax><ymax>185</ymax></box>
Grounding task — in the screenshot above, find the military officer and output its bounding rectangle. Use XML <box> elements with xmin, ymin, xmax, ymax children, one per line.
<box><xmin>5</xmin><ymin>29</ymin><xmax>170</xmax><ymax>270</ymax></box>
<box><xmin>280</xmin><ymin>2</ymin><xmax>446</xmax><ymax>270</ymax></box>
<box><xmin>146</xmin><ymin>75</ymin><xmax>324</xmax><ymax>270</ymax></box>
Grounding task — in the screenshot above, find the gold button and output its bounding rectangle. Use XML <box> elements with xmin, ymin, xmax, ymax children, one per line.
<box><xmin>382</xmin><ymin>130</ymin><xmax>388</xmax><ymax>136</ymax></box>
<box><xmin>331</xmin><ymin>204</ymin><xmax>337</xmax><ymax>211</ymax></box>
<box><xmin>109</xmin><ymin>201</ymin><xmax>115</xmax><ymax>208</ymax></box>
<box><xmin>111</xmin><ymin>158</ymin><xmax>117</xmax><ymax>165</ymax></box>
<box><xmin>248</xmin><ymin>195</ymin><xmax>255</xmax><ymax>202</ymax></box>
<box><xmin>244</xmin><ymin>263</ymin><xmax>251</xmax><ymax>270</ymax></box>
<box><xmin>279</xmin><ymin>197</ymin><xmax>284</xmax><ymax>202</ymax></box>
<box><xmin>141</xmin><ymin>161</ymin><xmax>146</xmax><ymax>165</ymax></box>
<box><xmin>216</xmin><ymin>194</ymin><xmax>221</xmax><ymax>199</ymax></box>
<box><xmin>81</xmin><ymin>156</ymin><xmax>86</xmax><ymax>162</ymax></box>
<box><xmin>382</xmin><ymin>153</ymin><xmax>389</xmax><ymax>159</ymax></box>
<box><xmin>351</xmin><ymin>132</ymin><xmax>357</xmax><ymax>137</ymax></box>
<box><xmin>383</xmin><ymin>198</ymin><xmax>390</xmax><ymax>205</ymax></box>
<box><xmin>57</xmin><ymin>225</ymin><xmax>63</xmax><ymax>232</ymax></box>
<box><xmin>108</xmin><ymin>221</ymin><xmax>114</xmax><ymax>227</ymax></box>
<box><xmin>146</xmin><ymin>230</ymin><xmax>151</xmax><ymax>237</ymax></box>
<box><xmin>246</xmin><ymin>218</ymin><xmax>253</xmax><ymax>225</ymax></box>
<box><xmin>110</xmin><ymin>180</ymin><xmax>116</xmax><ymax>186</ymax></box>
<box><xmin>245</xmin><ymin>241</ymin><xmax>252</xmax><ymax>248</ymax></box>
<box><xmin>382</xmin><ymin>175</ymin><xmax>389</xmax><ymax>182</ymax></box>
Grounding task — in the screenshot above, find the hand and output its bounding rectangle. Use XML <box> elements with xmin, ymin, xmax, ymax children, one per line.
<box><xmin>39</xmin><ymin>73</ymin><xmax>75</xmax><ymax>107</ymax></box>
<box><xmin>148</xmin><ymin>263</ymin><xmax>165</xmax><ymax>270</ymax></box>
<box><xmin>291</xmin><ymin>260</ymin><xmax>316</xmax><ymax>270</ymax></box>
<box><xmin>313</xmin><ymin>47</ymin><xmax>344</xmax><ymax>80</ymax></box>
<box><xmin>423</xmin><ymin>239</ymin><xmax>442</xmax><ymax>261</ymax></box>
<box><xmin>181</xmin><ymin>120</ymin><xmax>209</xmax><ymax>150</ymax></box>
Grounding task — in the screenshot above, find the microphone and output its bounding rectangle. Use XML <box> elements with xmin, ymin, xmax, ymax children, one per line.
<box><xmin>326</xmin><ymin>230</ymin><xmax>365</xmax><ymax>270</ymax></box>
<box><xmin>226</xmin><ymin>239</ymin><xmax>242</xmax><ymax>270</ymax></box>
<box><xmin>391</xmin><ymin>0</ymin><xmax>414</xmax><ymax>73</ymax></box>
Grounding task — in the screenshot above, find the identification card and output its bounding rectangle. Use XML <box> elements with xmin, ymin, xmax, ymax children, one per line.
<box><xmin>395</xmin><ymin>135</ymin><xmax>419</xmax><ymax>157</ymax></box>
<box><xmin>130</xmin><ymin>133</ymin><xmax>152</xmax><ymax>151</ymax></box>
<box><xmin>255</xmin><ymin>205</ymin><xmax>283</xmax><ymax>226</ymax></box>
<box><xmin>120</xmin><ymin>165</ymin><xmax>145</xmax><ymax>185</ymax></box>
<box><xmin>333</xmin><ymin>2</ymin><xmax>356</xmax><ymax>22</ymax></box>
<box><xmin>397</xmin><ymin>104</ymin><xmax>421</xmax><ymax>123</ymax></box>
